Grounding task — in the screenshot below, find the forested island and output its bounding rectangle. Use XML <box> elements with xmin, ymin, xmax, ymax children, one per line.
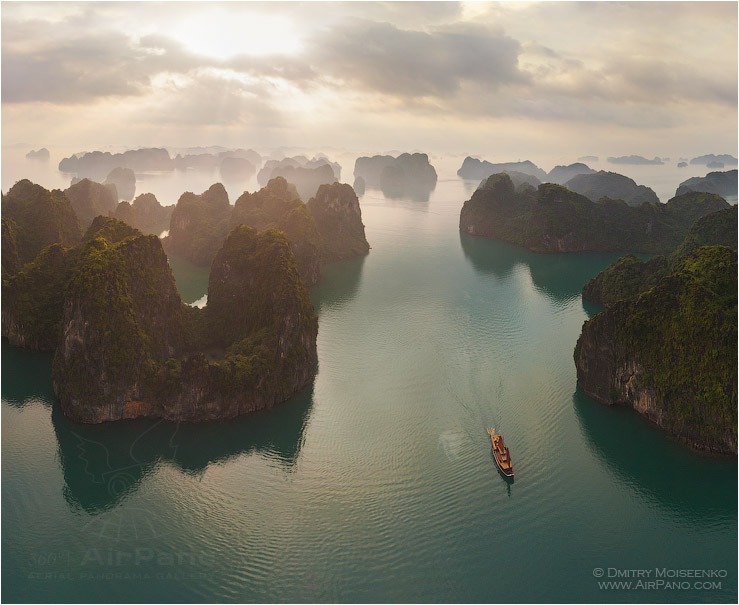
<box><xmin>459</xmin><ymin>172</ymin><xmax>728</xmax><ymax>253</ymax></box>
<box><xmin>354</xmin><ymin>153</ymin><xmax>437</xmax><ymax>201</ymax></box>
<box><xmin>2</xmin><ymin>174</ymin><xmax>369</xmax><ymax>423</ymax></box>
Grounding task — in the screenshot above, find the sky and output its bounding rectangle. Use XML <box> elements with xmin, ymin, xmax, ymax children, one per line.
<box><xmin>1</xmin><ymin>1</ymin><xmax>737</xmax><ymax>161</ymax></box>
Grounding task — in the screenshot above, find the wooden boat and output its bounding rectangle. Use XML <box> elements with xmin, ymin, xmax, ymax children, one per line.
<box><xmin>486</xmin><ymin>427</ymin><xmax>514</xmax><ymax>478</ymax></box>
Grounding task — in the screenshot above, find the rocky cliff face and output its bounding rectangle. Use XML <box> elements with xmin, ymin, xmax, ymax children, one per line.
<box><xmin>575</xmin><ymin>246</ymin><xmax>737</xmax><ymax>454</ymax></box>
<box><xmin>460</xmin><ymin>173</ymin><xmax>730</xmax><ymax>254</ymax></box>
<box><xmin>52</xmin><ymin>224</ymin><xmax>318</xmax><ymax>423</ymax></box>
<box><xmin>53</xmin><ymin>232</ymin><xmax>187</xmax><ymax>422</ymax></box>
<box><xmin>307</xmin><ymin>182</ymin><xmax>370</xmax><ymax>263</ymax></box>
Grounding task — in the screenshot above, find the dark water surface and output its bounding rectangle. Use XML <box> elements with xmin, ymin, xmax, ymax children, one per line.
<box><xmin>2</xmin><ymin>177</ymin><xmax>736</xmax><ymax>603</ymax></box>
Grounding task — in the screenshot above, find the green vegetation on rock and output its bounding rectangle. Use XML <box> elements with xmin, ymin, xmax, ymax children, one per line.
<box><xmin>574</xmin><ymin>245</ymin><xmax>737</xmax><ymax>454</ymax></box>
<box><xmin>2</xmin><ymin>218</ymin><xmax>20</xmax><ymax>283</ymax></box>
<box><xmin>583</xmin><ymin>205</ymin><xmax>737</xmax><ymax>307</ymax></box>
<box><xmin>2</xmin><ymin>243</ymin><xmax>74</xmax><ymax>350</ymax></box>
<box><xmin>1</xmin><ymin>179</ymin><xmax>81</xmax><ymax>264</ymax></box>
<box><xmin>459</xmin><ymin>173</ymin><xmax>729</xmax><ymax>254</ymax></box>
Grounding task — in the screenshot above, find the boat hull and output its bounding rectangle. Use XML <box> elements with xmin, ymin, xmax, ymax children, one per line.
<box><xmin>486</xmin><ymin>427</ymin><xmax>514</xmax><ymax>478</ymax></box>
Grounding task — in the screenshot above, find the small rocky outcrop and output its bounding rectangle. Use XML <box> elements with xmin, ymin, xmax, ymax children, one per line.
<box><xmin>26</xmin><ymin>148</ymin><xmax>50</xmax><ymax>161</ymax></box>
<box><xmin>1</xmin><ymin>179</ymin><xmax>81</xmax><ymax>264</ymax></box>
<box><xmin>231</xmin><ymin>177</ymin><xmax>322</xmax><ymax>285</ymax></box>
<box><xmin>675</xmin><ymin>170</ymin><xmax>737</xmax><ymax>198</ymax></box>
<box><xmin>104</xmin><ymin>167</ymin><xmax>136</xmax><ymax>201</ymax></box>
<box><xmin>59</xmin><ymin>148</ymin><xmax>173</xmax><ymax>180</ymax></box>
<box><xmin>690</xmin><ymin>154</ymin><xmax>738</xmax><ymax>167</ymax></box>
<box><xmin>64</xmin><ymin>178</ymin><xmax>118</xmax><ymax>230</ymax></box>
<box><xmin>575</xmin><ymin>246</ymin><xmax>737</xmax><ymax>454</ymax></box>
<box><xmin>307</xmin><ymin>183</ymin><xmax>370</xmax><ymax>263</ymax></box>
<box><xmin>565</xmin><ymin>171</ymin><xmax>659</xmax><ymax>206</ymax></box>
<box><xmin>112</xmin><ymin>193</ymin><xmax>173</xmax><ymax>235</ymax></box>
<box><xmin>546</xmin><ymin>163</ymin><xmax>595</xmax><ymax>185</ymax></box>
<box><xmin>607</xmin><ymin>155</ymin><xmax>663</xmax><ymax>165</ymax></box>
<box><xmin>456</xmin><ymin>157</ymin><xmax>547</xmax><ymax>181</ymax></box>
<box><xmin>355</xmin><ymin>153</ymin><xmax>437</xmax><ymax>201</ymax></box>
<box><xmin>162</xmin><ymin>183</ymin><xmax>231</xmax><ymax>266</ymax></box>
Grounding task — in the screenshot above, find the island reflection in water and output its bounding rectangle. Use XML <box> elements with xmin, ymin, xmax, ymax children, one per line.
<box><xmin>459</xmin><ymin>232</ymin><xmax>621</xmax><ymax>303</ymax></box>
<box><xmin>573</xmin><ymin>385</ymin><xmax>737</xmax><ymax>524</ymax></box>
<box><xmin>51</xmin><ymin>385</ymin><xmax>314</xmax><ymax>514</ymax></box>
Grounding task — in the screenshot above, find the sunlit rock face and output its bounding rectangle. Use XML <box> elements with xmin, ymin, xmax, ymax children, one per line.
<box><xmin>307</xmin><ymin>182</ymin><xmax>370</xmax><ymax>263</ymax></box>
<box><xmin>52</xmin><ymin>224</ymin><xmax>318</xmax><ymax>423</ymax></box>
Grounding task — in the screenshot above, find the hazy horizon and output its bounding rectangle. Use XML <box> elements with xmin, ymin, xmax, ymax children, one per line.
<box><xmin>2</xmin><ymin>1</ymin><xmax>737</xmax><ymax>163</ymax></box>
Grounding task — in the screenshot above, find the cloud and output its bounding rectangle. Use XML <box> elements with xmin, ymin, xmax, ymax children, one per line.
<box><xmin>0</xmin><ymin>1</ymin><xmax>736</xmax><ymax>153</ymax></box>
<box><xmin>1</xmin><ymin>26</ymin><xmax>153</xmax><ymax>103</ymax></box>
<box><xmin>309</xmin><ymin>19</ymin><xmax>526</xmax><ymax>97</ymax></box>
<box><xmin>143</xmin><ymin>71</ymin><xmax>284</xmax><ymax>128</ymax></box>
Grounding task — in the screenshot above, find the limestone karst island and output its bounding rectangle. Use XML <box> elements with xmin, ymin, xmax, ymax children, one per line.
<box><xmin>2</xmin><ymin>2</ymin><xmax>737</xmax><ymax>604</ymax></box>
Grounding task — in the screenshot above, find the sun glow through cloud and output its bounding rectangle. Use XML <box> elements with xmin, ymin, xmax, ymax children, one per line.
<box><xmin>171</xmin><ymin>10</ymin><xmax>302</xmax><ymax>58</ymax></box>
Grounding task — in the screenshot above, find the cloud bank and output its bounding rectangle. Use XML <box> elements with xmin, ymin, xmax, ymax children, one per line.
<box><xmin>2</xmin><ymin>1</ymin><xmax>736</xmax><ymax>156</ymax></box>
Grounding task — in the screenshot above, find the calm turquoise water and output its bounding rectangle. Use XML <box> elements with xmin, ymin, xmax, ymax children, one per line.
<box><xmin>2</xmin><ymin>177</ymin><xmax>736</xmax><ymax>603</ymax></box>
